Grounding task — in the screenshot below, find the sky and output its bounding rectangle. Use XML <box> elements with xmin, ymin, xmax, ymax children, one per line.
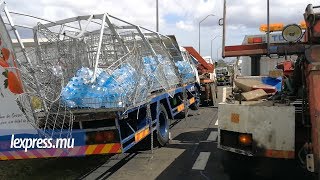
<box><xmin>5</xmin><ymin>0</ymin><xmax>319</xmax><ymax>60</ymax></box>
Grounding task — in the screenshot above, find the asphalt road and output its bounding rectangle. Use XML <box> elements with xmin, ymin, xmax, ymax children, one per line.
<box><xmin>80</xmin><ymin>86</ymin><xmax>313</xmax><ymax>180</ymax></box>
<box><xmin>0</xmin><ymin>86</ymin><xmax>314</xmax><ymax>180</ymax></box>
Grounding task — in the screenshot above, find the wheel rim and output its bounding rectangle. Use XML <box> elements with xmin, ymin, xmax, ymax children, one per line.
<box><xmin>159</xmin><ymin>111</ymin><xmax>168</xmax><ymax>138</ymax></box>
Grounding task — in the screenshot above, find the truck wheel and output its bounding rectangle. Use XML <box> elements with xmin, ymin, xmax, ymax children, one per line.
<box><xmin>190</xmin><ymin>86</ymin><xmax>200</xmax><ymax>110</ymax></box>
<box><xmin>157</xmin><ymin>104</ymin><xmax>170</xmax><ymax>146</ymax></box>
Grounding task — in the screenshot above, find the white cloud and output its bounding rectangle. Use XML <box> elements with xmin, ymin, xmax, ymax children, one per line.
<box><xmin>176</xmin><ymin>20</ymin><xmax>194</xmax><ymax>31</ymax></box>
<box><xmin>4</xmin><ymin>0</ymin><xmax>320</xmax><ymax>58</ymax></box>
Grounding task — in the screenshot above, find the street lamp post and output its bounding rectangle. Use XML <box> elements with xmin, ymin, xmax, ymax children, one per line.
<box><xmin>199</xmin><ymin>14</ymin><xmax>215</xmax><ymax>55</ymax></box>
<box><xmin>211</xmin><ymin>35</ymin><xmax>222</xmax><ymax>61</ymax></box>
<box><xmin>216</xmin><ymin>47</ymin><xmax>222</xmax><ymax>61</ymax></box>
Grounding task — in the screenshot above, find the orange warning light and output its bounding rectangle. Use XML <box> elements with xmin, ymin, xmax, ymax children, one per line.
<box><xmin>260</xmin><ymin>23</ymin><xmax>284</xmax><ymax>32</ymax></box>
<box><xmin>238</xmin><ymin>134</ymin><xmax>252</xmax><ymax>146</ymax></box>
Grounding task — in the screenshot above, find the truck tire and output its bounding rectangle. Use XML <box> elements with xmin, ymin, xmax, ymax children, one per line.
<box><xmin>156</xmin><ymin>104</ymin><xmax>170</xmax><ymax>146</ymax></box>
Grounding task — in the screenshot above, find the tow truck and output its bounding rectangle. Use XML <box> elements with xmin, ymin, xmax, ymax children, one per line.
<box><xmin>218</xmin><ymin>1</ymin><xmax>320</xmax><ymax>175</ymax></box>
<box><xmin>183</xmin><ymin>47</ymin><xmax>217</xmax><ymax>106</ymax></box>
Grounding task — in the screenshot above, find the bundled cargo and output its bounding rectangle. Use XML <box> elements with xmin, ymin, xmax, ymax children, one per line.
<box><xmin>175</xmin><ymin>60</ymin><xmax>196</xmax><ymax>82</ymax></box>
<box><xmin>60</xmin><ymin>55</ymin><xmax>194</xmax><ymax>109</ymax></box>
<box><xmin>61</xmin><ymin>65</ymin><xmax>138</xmax><ymax>109</ymax></box>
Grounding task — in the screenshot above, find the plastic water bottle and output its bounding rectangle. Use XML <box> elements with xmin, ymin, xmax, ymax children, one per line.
<box><xmin>64</xmin><ymin>100</ymin><xmax>77</xmax><ymax>108</ymax></box>
<box><xmin>76</xmin><ymin>67</ymin><xmax>93</xmax><ymax>84</ymax></box>
<box><xmin>175</xmin><ymin>61</ymin><xmax>196</xmax><ymax>83</ymax></box>
<box><xmin>62</xmin><ymin>62</ymin><xmax>142</xmax><ymax>108</ymax></box>
<box><xmin>97</xmin><ymin>71</ymin><xmax>110</xmax><ymax>86</ymax></box>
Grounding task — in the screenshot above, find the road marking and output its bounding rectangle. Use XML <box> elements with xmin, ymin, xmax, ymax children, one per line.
<box><xmin>215</xmin><ymin>119</ymin><xmax>219</xmax><ymax>126</ymax></box>
<box><xmin>192</xmin><ymin>152</ymin><xmax>211</xmax><ymax>170</ymax></box>
<box><xmin>222</xmin><ymin>87</ymin><xmax>226</xmax><ymax>102</ymax></box>
<box><xmin>207</xmin><ymin>131</ymin><xmax>218</xmax><ymax>141</ymax></box>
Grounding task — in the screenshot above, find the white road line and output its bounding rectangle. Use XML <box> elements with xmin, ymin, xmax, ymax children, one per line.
<box><xmin>192</xmin><ymin>152</ymin><xmax>211</xmax><ymax>170</ymax></box>
<box><xmin>207</xmin><ymin>131</ymin><xmax>218</xmax><ymax>141</ymax></box>
<box><xmin>222</xmin><ymin>87</ymin><xmax>226</xmax><ymax>102</ymax></box>
<box><xmin>215</xmin><ymin>119</ymin><xmax>219</xmax><ymax>126</ymax></box>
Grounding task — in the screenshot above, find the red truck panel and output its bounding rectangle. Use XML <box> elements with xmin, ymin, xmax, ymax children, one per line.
<box><xmin>307</xmin><ymin>64</ymin><xmax>320</xmax><ymax>170</ymax></box>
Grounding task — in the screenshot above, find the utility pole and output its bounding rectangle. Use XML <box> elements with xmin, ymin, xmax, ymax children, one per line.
<box><xmin>222</xmin><ymin>0</ymin><xmax>226</xmax><ymax>58</ymax></box>
<box><xmin>156</xmin><ymin>0</ymin><xmax>159</xmax><ymax>32</ymax></box>
<box><xmin>267</xmin><ymin>0</ymin><xmax>270</xmax><ymax>55</ymax></box>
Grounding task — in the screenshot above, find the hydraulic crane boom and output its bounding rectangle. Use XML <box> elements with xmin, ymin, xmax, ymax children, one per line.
<box><xmin>184</xmin><ymin>46</ymin><xmax>214</xmax><ymax>73</ymax></box>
